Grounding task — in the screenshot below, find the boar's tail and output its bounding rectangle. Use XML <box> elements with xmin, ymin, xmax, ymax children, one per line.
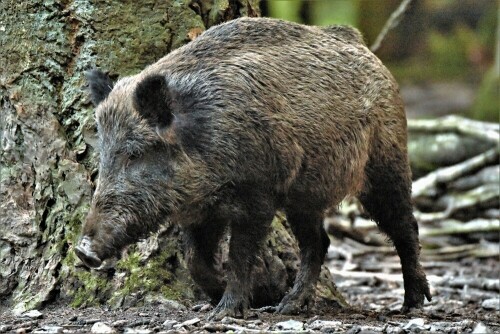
<box><xmin>322</xmin><ymin>25</ymin><xmax>365</xmax><ymax>45</ymax></box>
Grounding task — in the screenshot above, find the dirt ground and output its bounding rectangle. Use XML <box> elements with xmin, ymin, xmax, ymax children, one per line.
<box><xmin>1</xmin><ymin>248</ymin><xmax>498</xmax><ymax>333</ymax></box>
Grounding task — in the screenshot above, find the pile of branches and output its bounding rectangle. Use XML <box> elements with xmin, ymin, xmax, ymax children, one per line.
<box><xmin>327</xmin><ymin>115</ymin><xmax>499</xmax><ymax>261</ymax></box>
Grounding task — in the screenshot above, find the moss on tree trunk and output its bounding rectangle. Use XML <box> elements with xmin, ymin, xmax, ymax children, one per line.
<box><xmin>0</xmin><ymin>0</ymin><xmax>346</xmax><ymax>314</ymax></box>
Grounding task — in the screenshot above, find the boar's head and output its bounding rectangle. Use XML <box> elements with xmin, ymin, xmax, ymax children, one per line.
<box><xmin>75</xmin><ymin>69</ymin><xmax>185</xmax><ymax>268</ymax></box>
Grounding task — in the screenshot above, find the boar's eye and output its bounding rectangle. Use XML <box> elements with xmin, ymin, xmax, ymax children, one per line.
<box><xmin>128</xmin><ymin>153</ymin><xmax>139</xmax><ymax>162</ymax></box>
<box><xmin>116</xmin><ymin>149</ymin><xmax>140</xmax><ymax>168</ymax></box>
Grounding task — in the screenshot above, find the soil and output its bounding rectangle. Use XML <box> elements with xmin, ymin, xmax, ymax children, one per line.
<box><xmin>1</xmin><ymin>250</ymin><xmax>498</xmax><ymax>333</ymax></box>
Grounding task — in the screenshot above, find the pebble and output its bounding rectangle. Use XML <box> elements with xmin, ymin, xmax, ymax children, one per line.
<box><xmin>199</xmin><ymin>303</ymin><xmax>212</xmax><ymax>312</ymax></box>
<box><xmin>157</xmin><ymin>299</ymin><xmax>187</xmax><ymax>311</ymax></box>
<box><xmin>142</xmin><ymin>296</ymin><xmax>187</xmax><ymax>311</ymax></box>
<box><xmin>403</xmin><ymin>318</ymin><xmax>425</xmax><ymax>331</ymax></box>
<box><xmin>22</xmin><ymin>310</ymin><xmax>43</xmax><ymax>319</ymax></box>
<box><xmin>275</xmin><ymin>319</ymin><xmax>304</xmax><ymax>331</ymax></box>
<box><xmin>91</xmin><ymin>322</ymin><xmax>116</xmax><ymax>333</ymax></box>
<box><xmin>124</xmin><ymin>329</ymin><xmax>153</xmax><ymax>334</ymax></box>
<box><xmin>111</xmin><ymin>320</ymin><xmax>129</xmax><ymax>327</ymax></box>
<box><xmin>84</xmin><ymin>318</ymin><xmax>102</xmax><ymax>325</ymax></box>
<box><xmin>33</xmin><ymin>326</ymin><xmax>63</xmax><ymax>334</ymax></box>
<box><xmin>481</xmin><ymin>298</ymin><xmax>500</xmax><ymax>311</ymax></box>
<box><xmin>0</xmin><ymin>325</ymin><xmax>12</xmax><ymax>333</ymax></box>
<box><xmin>308</xmin><ymin>319</ymin><xmax>342</xmax><ymax>330</ymax></box>
<box><xmin>359</xmin><ymin>325</ymin><xmax>385</xmax><ymax>333</ymax></box>
<box><xmin>179</xmin><ymin>317</ymin><xmax>201</xmax><ymax>327</ymax></box>
<box><xmin>472</xmin><ymin>322</ymin><xmax>493</xmax><ymax>334</ymax></box>
<box><xmin>162</xmin><ymin>320</ymin><xmax>178</xmax><ymax>330</ymax></box>
<box><xmin>385</xmin><ymin>324</ymin><xmax>405</xmax><ymax>334</ymax></box>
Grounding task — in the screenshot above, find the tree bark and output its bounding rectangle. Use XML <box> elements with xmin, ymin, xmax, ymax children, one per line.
<box><xmin>0</xmin><ymin>0</ymin><xmax>346</xmax><ymax>314</ymax></box>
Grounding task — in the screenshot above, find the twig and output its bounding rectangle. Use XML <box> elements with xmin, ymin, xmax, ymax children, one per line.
<box><xmin>414</xmin><ymin>183</ymin><xmax>499</xmax><ymax>221</ymax></box>
<box><xmin>370</xmin><ymin>0</ymin><xmax>413</xmax><ymax>53</ymax></box>
<box><xmin>420</xmin><ymin>219</ymin><xmax>500</xmax><ymax>237</ymax></box>
<box><xmin>408</xmin><ymin>115</ymin><xmax>500</xmax><ymax>144</ymax></box>
<box><xmin>412</xmin><ymin>148</ymin><xmax>499</xmax><ymax>198</ymax></box>
<box><xmin>330</xmin><ymin>268</ymin><xmax>442</xmax><ymax>285</ymax></box>
<box><xmin>441</xmin><ymin>277</ymin><xmax>500</xmax><ymax>292</ymax></box>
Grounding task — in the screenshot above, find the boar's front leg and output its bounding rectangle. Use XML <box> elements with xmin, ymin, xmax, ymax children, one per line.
<box><xmin>184</xmin><ymin>219</ymin><xmax>227</xmax><ymax>304</ymax></box>
<box><xmin>276</xmin><ymin>210</ymin><xmax>330</xmax><ymax>314</ymax></box>
<box><xmin>209</xmin><ymin>190</ymin><xmax>275</xmax><ymax>320</ymax></box>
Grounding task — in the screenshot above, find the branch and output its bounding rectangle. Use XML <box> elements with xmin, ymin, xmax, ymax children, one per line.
<box><xmin>370</xmin><ymin>0</ymin><xmax>413</xmax><ymax>53</ymax></box>
<box><xmin>408</xmin><ymin>115</ymin><xmax>500</xmax><ymax>144</ymax></box>
<box><xmin>412</xmin><ymin>148</ymin><xmax>499</xmax><ymax>198</ymax></box>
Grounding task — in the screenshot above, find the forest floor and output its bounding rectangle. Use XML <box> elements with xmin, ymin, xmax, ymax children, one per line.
<box><xmin>1</xmin><ymin>246</ymin><xmax>498</xmax><ymax>333</ymax></box>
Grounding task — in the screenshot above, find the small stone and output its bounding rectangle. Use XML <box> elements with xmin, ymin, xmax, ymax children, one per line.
<box><xmin>359</xmin><ymin>326</ymin><xmax>384</xmax><ymax>333</ymax></box>
<box><xmin>472</xmin><ymin>322</ymin><xmax>493</xmax><ymax>334</ymax></box>
<box><xmin>308</xmin><ymin>320</ymin><xmax>342</xmax><ymax>330</ymax></box>
<box><xmin>138</xmin><ymin>313</ymin><xmax>149</xmax><ymax>317</ymax></box>
<box><xmin>276</xmin><ymin>319</ymin><xmax>304</xmax><ymax>331</ymax></box>
<box><xmin>69</xmin><ymin>315</ymin><xmax>78</xmax><ymax>322</ymax></box>
<box><xmin>179</xmin><ymin>317</ymin><xmax>201</xmax><ymax>327</ymax></box>
<box><xmin>33</xmin><ymin>326</ymin><xmax>63</xmax><ymax>334</ymax></box>
<box><xmin>191</xmin><ymin>303</ymin><xmax>206</xmax><ymax>311</ymax></box>
<box><xmin>429</xmin><ymin>324</ymin><xmax>444</xmax><ymax>333</ymax></box>
<box><xmin>112</xmin><ymin>320</ymin><xmax>129</xmax><ymax>327</ymax></box>
<box><xmin>200</xmin><ymin>304</ymin><xmax>212</xmax><ymax>312</ymax></box>
<box><xmin>481</xmin><ymin>298</ymin><xmax>500</xmax><ymax>311</ymax></box>
<box><xmin>123</xmin><ymin>329</ymin><xmax>153</xmax><ymax>334</ymax></box>
<box><xmin>385</xmin><ymin>325</ymin><xmax>404</xmax><ymax>334</ymax></box>
<box><xmin>145</xmin><ymin>296</ymin><xmax>187</xmax><ymax>311</ymax></box>
<box><xmin>162</xmin><ymin>320</ymin><xmax>178</xmax><ymax>330</ymax></box>
<box><xmin>0</xmin><ymin>325</ymin><xmax>12</xmax><ymax>333</ymax></box>
<box><xmin>91</xmin><ymin>322</ymin><xmax>116</xmax><ymax>333</ymax></box>
<box><xmin>16</xmin><ymin>329</ymin><xmax>26</xmax><ymax>334</ymax></box>
<box><xmin>404</xmin><ymin>318</ymin><xmax>425</xmax><ymax>331</ymax></box>
<box><xmin>22</xmin><ymin>310</ymin><xmax>43</xmax><ymax>319</ymax></box>
<box><xmin>85</xmin><ymin>319</ymin><xmax>101</xmax><ymax>325</ymax></box>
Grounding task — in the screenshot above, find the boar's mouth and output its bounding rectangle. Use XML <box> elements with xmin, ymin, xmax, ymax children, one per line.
<box><xmin>75</xmin><ymin>236</ymin><xmax>103</xmax><ymax>268</ymax></box>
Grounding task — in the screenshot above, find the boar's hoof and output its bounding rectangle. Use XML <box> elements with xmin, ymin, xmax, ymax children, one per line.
<box><xmin>276</xmin><ymin>293</ymin><xmax>314</xmax><ymax>315</ymax></box>
<box><xmin>401</xmin><ymin>273</ymin><xmax>432</xmax><ymax>313</ymax></box>
<box><xmin>75</xmin><ymin>237</ymin><xmax>102</xmax><ymax>268</ymax></box>
<box><xmin>208</xmin><ymin>296</ymin><xmax>249</xmax><ymax>320</ymax></box>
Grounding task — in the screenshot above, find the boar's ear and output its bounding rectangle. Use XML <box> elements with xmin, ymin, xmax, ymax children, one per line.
<box><xmin>85</xmin><ymin>69</ymin><xmax>114</xmax><ymax>106</ymax></box>
<box><xmin>133</xmin><ymin>74</ymin><xmax>174</xmax><ymax>129</ymax></box>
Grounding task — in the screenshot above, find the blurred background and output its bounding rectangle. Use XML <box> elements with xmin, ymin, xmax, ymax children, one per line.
<box><xmin>261</xmin><ymin>0</ymin><xmax>498</xmax><ymax>122</ymax></box>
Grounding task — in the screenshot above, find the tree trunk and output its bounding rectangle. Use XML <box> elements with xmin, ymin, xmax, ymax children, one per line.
<box><xmin>0</xmin><ymin>0</ymin><xmax>346</xmax><ymax>314</ymax></box>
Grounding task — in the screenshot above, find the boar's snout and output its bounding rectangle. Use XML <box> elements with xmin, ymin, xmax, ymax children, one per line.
<box><xmin>75</xmin><ymin>236</ymin><xmax>102</xmax><ymax>268</ymax></box>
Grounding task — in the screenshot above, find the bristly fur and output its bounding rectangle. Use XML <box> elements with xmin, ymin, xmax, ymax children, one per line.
<box><xmin>133</xmin><ymin>74</ymin><xmax>174</xmax><ymax>129</ymax></box>
<box><xmin>79</xmin><ymin>17</ymin><xmax>431</xmax><ymax>317</ymax></box>
<box><xmin>86</xmin><ymin>69</ymin><xmax>114</xmax><ymax>106</ymax></box>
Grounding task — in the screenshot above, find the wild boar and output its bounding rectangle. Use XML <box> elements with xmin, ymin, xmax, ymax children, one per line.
<box><xmin>75</xmin><ymin>17</ymin><xmax>431</xmax><ymax>318</ymax></box>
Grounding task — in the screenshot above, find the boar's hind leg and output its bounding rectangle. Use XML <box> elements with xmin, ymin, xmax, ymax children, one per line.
<box><xmin>359</xmin><ymin>158</ymin><xmax>432</xmax><ymax>312</ymax></box>
<box><xmin>184</xmin><ymin>220</ymin><xmax>227</xmax><ymax>304</ymax></box>
<box><xmin>277</xmin><ymin>210</ymin><xmax>330</xmax><ymax>314</ymax></box>
<box><xmin>209</xmin><ymin>192</ymin><xmax>275</xmax><ymax>320</ymax></box>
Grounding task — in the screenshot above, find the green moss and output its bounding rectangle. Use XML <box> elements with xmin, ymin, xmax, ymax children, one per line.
<box><xmin>70</xmin><ymin>270</ymin><xmax>111</xmax><ymax>308</ymax></box>
<box><xmin>113</xmin><ymin>246</ymin><xmax>192</xmax><ymax>303</ymax></box>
